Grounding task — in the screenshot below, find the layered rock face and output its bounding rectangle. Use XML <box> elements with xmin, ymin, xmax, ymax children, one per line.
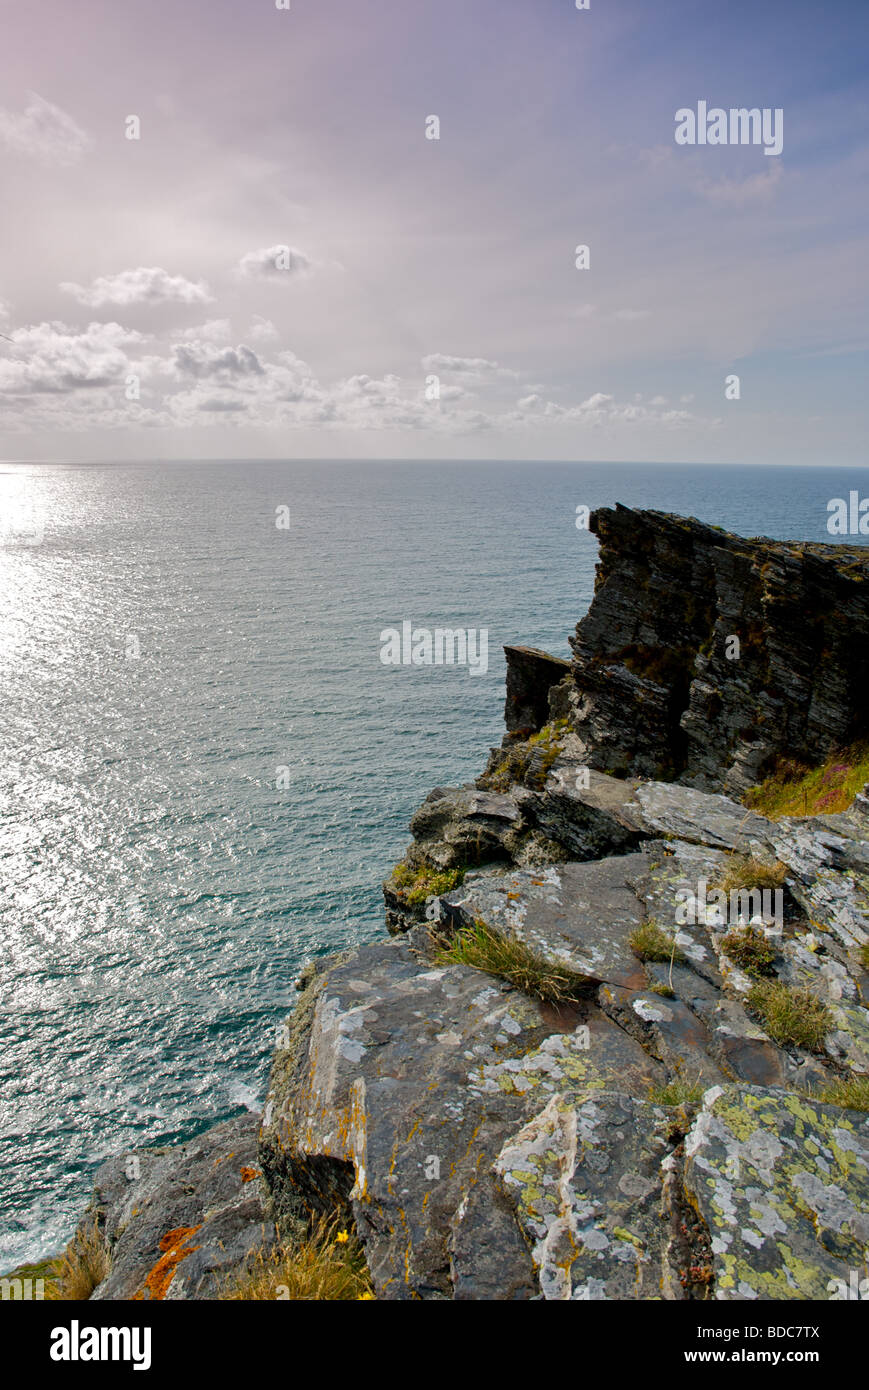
<box><xmin>65</xmin><ymin>510</ymin><xmax>869</xmax><ymax>1302</ymax></box>
<box><xmin>556</xmin><ymin>507</ymin><xmax>869</xmax><ymax>793</ymax></box>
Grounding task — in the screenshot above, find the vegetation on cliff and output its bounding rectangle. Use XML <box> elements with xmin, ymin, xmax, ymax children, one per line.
<box><xmin>742</xmin><ymin>742</ymin><xmax>869</xmax><ymax>819</ymax></box>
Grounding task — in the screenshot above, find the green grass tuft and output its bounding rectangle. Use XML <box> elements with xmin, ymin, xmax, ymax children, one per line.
<box><xmin>435</xmin><ymin>917</ymin><xmax>593</xmax><ymax>1006</ymax></box>
<box><xmin>719</xmin><ymin>925</ymin><xmax>777</xmax><ymax>978</ymax></box>
<box><xmin>218</xmin><ymin>1218</ymin><xmax>373</xmax><ymax>1301</ymax></box>
<box><xmin>649</xmin><ymin>981</ymin><xmax>675</xmax><ymax>998</ymax></box>
<box><xmin>648</xmin><ymin>1076</ymin><xmax>704</xmax><ymax>1106</ymax></box>
<box><xmin>746</xmin><ymin>979</ymin><xmax>832</xmax><ymax>1052</ymax></box>
<box><xmin>811</xmin><ymin>1073</ymin><xmax>869</xmax><ymax>1113</ymax></box>
<box><xmin>629</xmin><ymin>921</ymin><xmax>685</xmax><ymax>964</ymax></box>
<box><xmin>713</xmin><ymin>855</ymin><xmax>787</xmax><ymax>894</ymax></box>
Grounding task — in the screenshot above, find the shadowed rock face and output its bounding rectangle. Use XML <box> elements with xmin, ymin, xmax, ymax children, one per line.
<box><xmin>564</xmin><ymin>506</ymin><xmax>869</xmax><ymax>794</ymax></box>
<box><xmin>502</xmin><ymin>645</ymin><xmax>571</xmax><ymax>735</ymax></box>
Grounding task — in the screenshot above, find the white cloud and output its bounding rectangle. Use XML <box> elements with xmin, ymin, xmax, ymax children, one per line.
<box><xmin>512</xmin><ymin>389</ymin><xmax>695</xmax><ymax>430</ymax></box>
<box><xmin>247</xmin><ymin>315</ymin><xmax>279</xmax><ymax>343</ymax></box>
<box><xmin>172</xmin><ymin>319</ymin><xmax>232</xmax><ymax>344</ymax></box>
<box><xmin>0</xmin><ymin>318</ymin><xmax>709</xmax><ymax>439</ymax></box>
<box><xmin>0</xmin><ymin>321</ymin><xmax>143</xmax><ymax>396</ymax></box>
<box><xmin>237</xmin><ymin>245</ymin><xmax>313</xmax><ymax>280</ymax></box>
<box><xmin>422</xmin><ymin>353</ymin><xmax>519</xmax><ymax>381</ymax></box>
<box><xmin>700</xmin><ymin>163</ymin><xmax>784</xmax><ymax>206</ymax></box>
<box><xmin>171</xmin><ymin>341</ymin><xmax>265</xmax><ymax>382</ymax></box>
<box><xmin>61</xmin><ymin>267</ymin><xmax>214</xmax><ymax>308</ymax></box>
<box><xmin>0</xmin><ymin>93</ymin><xmax>91</xmax><ymax>166</ymax></box>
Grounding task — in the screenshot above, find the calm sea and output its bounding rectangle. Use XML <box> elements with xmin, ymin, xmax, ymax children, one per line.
<box><xmin>1</xmin><ymin>459</ymin><xmax>867</xmax><ymax>1265</ymax></box>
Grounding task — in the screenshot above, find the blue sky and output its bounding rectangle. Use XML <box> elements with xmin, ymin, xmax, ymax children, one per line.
<box><xmin>0</xmin><ymin>0</ymin><xmax>866</xmax><ymax>462</ymax></box>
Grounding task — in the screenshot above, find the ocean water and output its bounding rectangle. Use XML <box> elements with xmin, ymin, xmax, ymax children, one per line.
<box><xmin>1</xmin><ymin>459</ymin><xmax>867</xmax><ymax>1267</ymax></box>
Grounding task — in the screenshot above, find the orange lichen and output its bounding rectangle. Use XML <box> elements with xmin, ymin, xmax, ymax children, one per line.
<box><xmin>240</xmin><ymin>1166</ymin><xmax>259</xmax><ymax>1183</ymax></box>
<box><xmin>133</xmin><ymin>1225</ymin><xmax>202</xmax><ymax>1301</ymax></box>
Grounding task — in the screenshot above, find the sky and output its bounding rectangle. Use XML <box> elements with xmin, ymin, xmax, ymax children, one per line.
<box><xmin>0</xmin><ymin>0</ymin><xmax>867</xmax><ymax>464</ymax></box>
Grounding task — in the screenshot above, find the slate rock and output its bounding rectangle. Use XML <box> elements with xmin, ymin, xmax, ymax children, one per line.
<box><xmin>683</xmin><ymin>1084</ymin><xmax>869</xmax><ymax>1299</ymax></box>
<box><xmin>85</xmin><ymin>1115</ymin><xmax>274</xmax><ymax>1301</ymax></box>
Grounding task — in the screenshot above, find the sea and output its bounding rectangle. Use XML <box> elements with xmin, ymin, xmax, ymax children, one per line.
<box><xmin>1</xmin><ymin>459</ymin><xmax>867</xmax><ymax>1267</ymax></box>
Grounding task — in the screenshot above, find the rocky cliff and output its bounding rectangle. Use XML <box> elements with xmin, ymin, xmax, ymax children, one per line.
<box><xmin>62</xmin><ymin>509</ymin><xmax>869</xmax><ymax>1301</ymax></box>
<box><xmin>565</xmin><ymin>506</ymin><xmax>869</xmax><ymax>794</ymax></box>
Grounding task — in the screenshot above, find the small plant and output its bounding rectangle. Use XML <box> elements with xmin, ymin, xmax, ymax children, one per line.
<box><xmin>629</xmin><ymin>921</ymin><xmax>685</xmax><ymax>965</ymax></box>
<box><xmin>714</xmin><ymin>855</ymin><xmax>787</xmax><ymax>895</ymax></box>
<box><xmin>812</xmin><ymin>1073</ymin><xmax>869</xmax><ymax>1113</ymax></box>
<box><xmin>743</xmin><ymin>743</ymin><xmax>869</xmax><ymax>820</ymax></box>
<box><xmin>648</xmin><ymin>1075</ymin><xmax>704</xmax><ymax>1106</ymax></box>
<box><xmin>435</xmin><ymin>917</ymin><xmax>592</xmax><ymax>1006</ymax></box>
<box><xmin>48</xmin><ymin>1217</ymin><xmax>108</xmax><ymax>1300</ymax></box>
<box><xmin>481</xmin><ymin>720</ymin><xmax>569</xmax><ymax>791</ymax></box>
<box><xmin>219</xmin><ymin>1219</ymin><xmax>373</xmax><ymax>1301</ymax></box>
<box><xmin>650</xmin><ymin>981</ymin><xmax>675</xmax><ymax>998</ymax></box>
<box><xmin>860</xmin><ymin>942</ymin><xmax>869</xmax><ymax>972</ymax></box>
<box><xmin>390</xmin><ymin>863</ymin><xmax>465</xmax><ymax>906</ymax></box>
<box><xmin>746</xmin><ymin>979</ymin><xmax>832</xmax><ymax>1052</ymax></box>
<box><xmin>719</xmin><ymin>925</ymin><xmax>777</xmax><ymax>978</ymax></box>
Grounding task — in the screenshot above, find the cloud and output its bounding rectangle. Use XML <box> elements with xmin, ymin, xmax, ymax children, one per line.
<box><xmin>237</xmin><ymin>245</ymin><xmax>313</xmax><ymax>280</ymax></box>
<box><xmin>421</xmin><ymin>353</ymin><xmax>519</xmax><ymax>381</ymax></box>
<box><xmin>0</xmin><ymin>320</ymin><xmax>143</xmax><ymax>396</ymax></box>
<box><xmin>700</xmin><ymin>163</ymin><xmax>784</xmax><ymax>206</ymax></box>
<box><xmin>512</xmin><ymin>390</ymin><xmax>696</xmax><ymax>430</ymax></box>
<box><xmin>0</xmin><ymin>93</ymin><xmax>91</xmax><ymax>165</ymax></box>
<box><xmin>247</xmin><ymin>315</ymin><xmax>279</xmax><ymax>343</ymax></box>
<box><xmin>613</xmin><ymin>309</ymin><xmax>651</xmax><ymax>322</ymax></box>
<box><xmin>171</xmin><ymin>341</ymin><xmax>265</xmax><ymax>382</ymax></box>
<box><xmin>0</xmin><ymin>318</ymin><xmax>710</xmax><ymax>439</ymax></box>
<box><xmin>172</xmin><ymin>319</ymin><xmax>232</xmax><ymax>344</ymax></box>
<box><xmin>61</xmin><ymin>267</ymin><xmax>214</xmax><ymax>308</ymax></box>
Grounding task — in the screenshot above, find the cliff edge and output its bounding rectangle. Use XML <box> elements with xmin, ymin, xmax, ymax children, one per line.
<box><xmin>60</xmin><ymin>509</ymin><xmax>869</xmax><ymax>1301</ymax></box>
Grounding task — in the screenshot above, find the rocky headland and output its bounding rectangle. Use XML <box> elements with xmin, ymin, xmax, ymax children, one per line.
<box><xmin>56</xmin><ymin>507</ymin><xmax>869</xmax><ymax>1301</ymax></box>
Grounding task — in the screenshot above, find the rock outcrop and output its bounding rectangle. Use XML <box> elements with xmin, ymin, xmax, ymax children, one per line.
<box><xmin>62</xmin><ymin>509</ymin><xmax>869</xmax><ymax>1301</ymax></box>
<box><xmin>83</xmin><ymin>1117</ymin><xmax>275</xmax><ymax>1301</ymax></box>
<box><xmin>524</xmin><ymin>506</ymin><xmax>869</xmax><ymax>795</ymax></box>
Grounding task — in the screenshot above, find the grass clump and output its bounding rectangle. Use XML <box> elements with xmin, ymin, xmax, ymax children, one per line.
<box><xmin>219</xmin><ymin>1220</ymin><xmax>373</xmax><ymax>1301</ymax></box>
<box><xmin>746</xmin><ymin>979</ymin><xmax>832</xmax><ymax>1052</ymax></box>
<box><xmin>390</xmin><ymin>863</ymin><xmax>465</xmax><ymax>906</ymax></box>
<box><xmin>47</xmin><ymin>1217</ymin><xmax>108</xmax><ymax>1300</ymax></box>
<box><xmin>483</xmin><ymin>719</ymin><xmax>569</xmax><ymax>791</ymax></box>
<box><xmin>629</xmin><ymin>921</ymin><xmax>685</xmax><ymax>965</ymax></box>
<box><xmin>720</xmin><ymin>925</ymin><xmax>777</xmax><ymax>978</ymax></box>
<box><xmin>435</xmin><ymin>917</ymin><xmax>592</xmax><ymax>1006</ymax></box>
<box><xmin>714</xmin><ymin>855</ymin><xmax>787</xmax><ymax>894</ymax></box>
<box><xmin>648</xmin><ymin>1076</ymin><xmax>704</xmax><ymax>1106</ymax></box>
<box><xmin>812</xmin><ymin>1073</ymin><xmax>869</xmax><ymax>1113</ymax></box>
<box><xmin>860</xmin><ymin>942</ymin><xmax>869</xmax><ymax>972</ymax></box>
<box><xmin>650</xmin><ymin>981</ymin><xmax>675</xmax><ymax>998</ymax></box>
<box><xmin>743</xmin><ymin>743</ymin><xmax>869</xmax><ymax>820</ymax></box>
